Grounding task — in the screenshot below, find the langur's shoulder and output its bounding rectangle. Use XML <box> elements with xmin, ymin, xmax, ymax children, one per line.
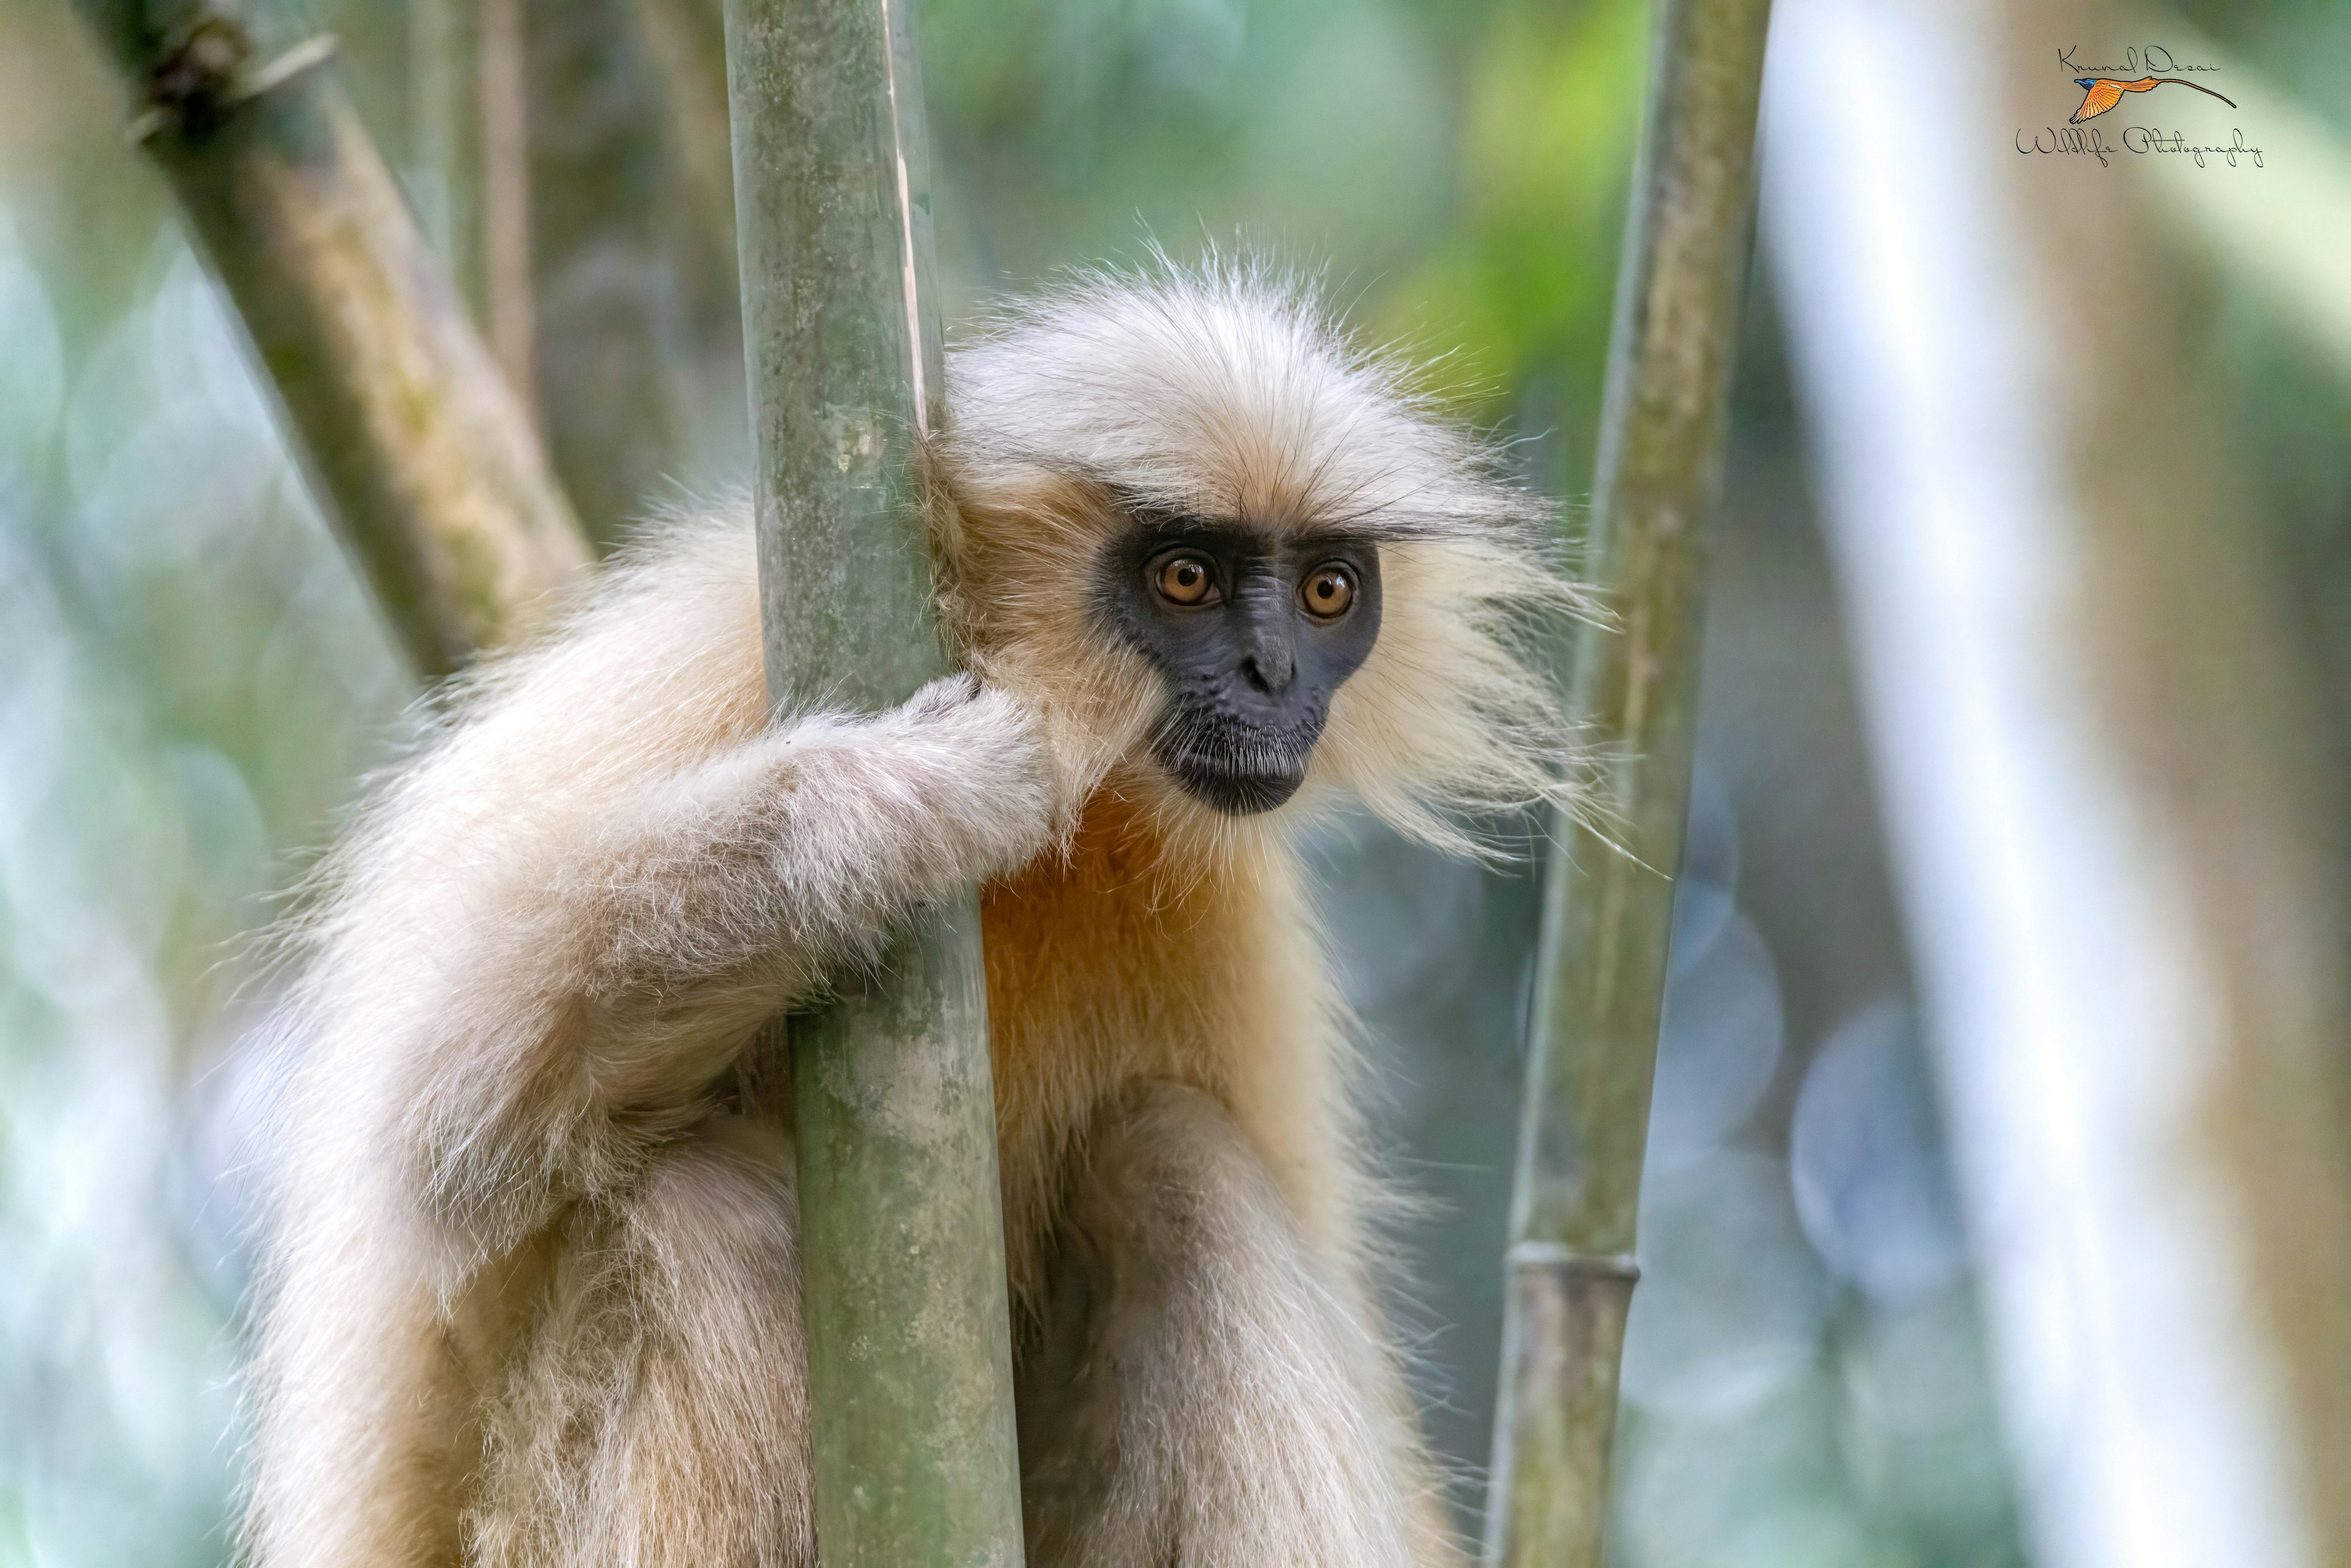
<box><xmin>552</xmin><ymin>500</ymin><xmax>761</xmax><ymax>659</ymax></box>
<box><xmin>446</xmin><ymin>500</ymin><xmax>767</xmax><ymax>749</ymax></box>
<box><xmin>603</xmin><ymin>498</ymin><xmax>762</xmax><ymax>617</ymax></box>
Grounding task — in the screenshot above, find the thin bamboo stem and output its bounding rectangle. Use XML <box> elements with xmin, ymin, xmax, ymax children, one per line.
<box><xmin>527</xmin><ymin>0</ymin><xmax>741</xmax><ymax>553</ymax></box>
<box><xmin>476</xmin><ymin>0</ymin><xmax>537</xmax><ymax>413</ymax></box>
<box><xmin>68</xmin><ymin>0</ymin><xmax>588</xmax><ymax>677</ymax></box>
<box><xmin>1484</xmin><ymin>0</ymin><xmax>1773</xmax><ymax>1562</ymax></box>
<box><xmin>406</xmin><ymin>0</ymin><xmax>472</xmax><ymax>278</ymax></box>
<box><xmin>628</xmin><ymin>0</ymin><xmax>737</xmax><ymax>268</ymax></box>
<box><xmin>723</xmin><ymin>0</ymin><xmax>1026</xmax><ymax>1563</ymax></box>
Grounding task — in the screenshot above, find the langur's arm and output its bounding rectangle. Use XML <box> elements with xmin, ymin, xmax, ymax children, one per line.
<box><xmin>381</xmin><ymin>670</ymin><xmax>1056</xmax><ymax>1259</ymax></box>
<box><xmin>569</xmin><ymin>671</ymin><xmax>1052</xmax><ymax>1013</ymax></box>
<box><xmin>248</xmin><ymin>519</ymin><xmax>1047</xmax><ymax>1559</ymax></box>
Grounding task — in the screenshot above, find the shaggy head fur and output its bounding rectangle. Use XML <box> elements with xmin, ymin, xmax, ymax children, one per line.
<box><xmin>934</xmin><ymin>261</ymin><xmax>1588</xmax><ymax>858</ymax></box>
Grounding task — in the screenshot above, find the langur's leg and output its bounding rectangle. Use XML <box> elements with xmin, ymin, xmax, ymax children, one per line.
<box><xmin>236</xmin><ymin>1221</ymin><xmax>479</xmax><ymax>1568</ymax></box>
<box><xmin>1016</xmin><ymin>1082</ymin><xmax>1462</xmax><ymax>1568</ymax></box>
<box><xmin>468</xmin><ymin>1115</ymin><xmax>814</xmax><ymax>1568</ymax></box>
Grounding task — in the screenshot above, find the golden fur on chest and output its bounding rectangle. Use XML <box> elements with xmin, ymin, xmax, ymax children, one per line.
<box><xmin>983</xmin><ymin>788</ymin><xmax>1353</xmax><ymax>1304</ymax></box>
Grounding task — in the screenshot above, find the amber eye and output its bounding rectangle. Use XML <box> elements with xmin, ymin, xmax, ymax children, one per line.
<box><xmin>1300</xmin><ymin>564</ymin><xmax>1357</xmax><ymax>619</ymax></box>
<box><xmin>1154</xmin><ymin>554</ymin><xmax>1218</xmax><ymax>606</ymax></box>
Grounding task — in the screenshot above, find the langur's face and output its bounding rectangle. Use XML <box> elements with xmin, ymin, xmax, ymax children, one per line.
<box><xmin>1094</xmin><ymin>516</ymin><xmax>1382</xmax><ymax>814</ymax></box>
<box><xmin>942</xmin><ymin>272</ymin><xmax>1577</xmax><ymax>852</ymax></box>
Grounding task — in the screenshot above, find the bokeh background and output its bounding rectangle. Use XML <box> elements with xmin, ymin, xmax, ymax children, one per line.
<box><xmin>2</xmin><ymin>0</ymin><xmax>2347</xmax><ymax>1565</ymax></box>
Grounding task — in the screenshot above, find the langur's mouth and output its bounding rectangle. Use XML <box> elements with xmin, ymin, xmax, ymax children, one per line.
<box><xmin>1155</xmin><ymin>741</ymin><xmax>1308</xmax><ymax>815</ymax></box>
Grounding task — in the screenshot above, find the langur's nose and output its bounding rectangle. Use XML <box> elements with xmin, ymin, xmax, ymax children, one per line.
<box><xmin>1239</xmin><ymin>635</ymin><xmax>1296</xmax><ymax>697</ymax></box>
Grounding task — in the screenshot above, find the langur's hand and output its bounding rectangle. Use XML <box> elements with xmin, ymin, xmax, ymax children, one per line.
<box><xmin>876</xmin><ymin>672</ymin><xmax>1049</xmax><ymax>784</ymax></box>
<box><xmin>796</xmin><ymin>671</ymin><xmax>1070</xmax><ymax>870</ymax></box>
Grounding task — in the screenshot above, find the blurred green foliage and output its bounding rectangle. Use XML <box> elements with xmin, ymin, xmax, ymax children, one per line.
<box><xmin>922</xmin><ymin>0</ymin><xmax>1644</xmax><ymax>497</ymax></box>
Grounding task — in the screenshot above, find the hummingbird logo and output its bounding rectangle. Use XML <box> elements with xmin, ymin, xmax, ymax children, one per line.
<box><xmin>2068</xmin><ymin>75</ymin><xmax>2236</xmax><ymax>124</ymax></box>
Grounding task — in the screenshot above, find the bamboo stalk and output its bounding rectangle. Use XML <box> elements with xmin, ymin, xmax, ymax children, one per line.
<box><xmin>723</xmin><ymin>1</ymin><xmax>1026</xmax><ymax>1564</ymax></box>
<box><xmin>68</xmin><ymin>0</ymin><xmax>588</xmax><ymax>678</ymax></box>
<box><xmin>1989</xmin><ymin>1</ymin><xmax>2351</xmax><ymax>1550</ymax></box>
<box><xmin>1483</xmin><ymin>0</ymin><xmax>1773</xmax><ymax>1562</ymax></box>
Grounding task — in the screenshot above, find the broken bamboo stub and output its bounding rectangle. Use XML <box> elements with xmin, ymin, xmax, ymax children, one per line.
<box><xmin>69</xmin><ymin>0</ymin><xmax>590</xmax><ymax>678</ymax></box>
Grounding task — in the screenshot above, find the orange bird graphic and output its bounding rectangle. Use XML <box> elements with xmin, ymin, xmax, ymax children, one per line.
<box><xmin>2069</xmin><ymin>75</ymin><xmax>2237</xmax><ymax>124</ymax></box>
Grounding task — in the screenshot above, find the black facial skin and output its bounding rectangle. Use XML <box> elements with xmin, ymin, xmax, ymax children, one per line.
<box><xmin>1095</xmin><ymin>515</ymin><xmax>1382</xmax><ymax>815</ymax></box>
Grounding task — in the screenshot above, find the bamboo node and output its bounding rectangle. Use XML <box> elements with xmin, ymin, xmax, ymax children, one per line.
<box><xmin>1507</xmin><ymin>1242</ymin><xmax>1642</xmax><ymax>1283</ymax></box>
<box><xmin>126</xmin><ymin>16</ymin><xmax>336</xmax><ymax>144</ymax></box>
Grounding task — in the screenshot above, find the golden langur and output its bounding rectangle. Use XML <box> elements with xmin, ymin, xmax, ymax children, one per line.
<box><xmin>241</xmin><ymin>263</ymin><xmax>1584</xmax><ymax>1567</ymax></box>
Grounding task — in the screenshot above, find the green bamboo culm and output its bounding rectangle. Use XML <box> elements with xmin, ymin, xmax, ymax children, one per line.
<box><xmin>722</xmin><ymin>2</ymin><xmax>1027</xmax><ymax>1565</ymax></box>
<box><xmin>1484</xmin><ymin>0</ymin><xmax>1774</xmax><ymax>1564</ymax></box>
<box><xmin>66</xmin><ymin>0</ymin><xmax>590</xmax><ymax>677</ymax></box>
